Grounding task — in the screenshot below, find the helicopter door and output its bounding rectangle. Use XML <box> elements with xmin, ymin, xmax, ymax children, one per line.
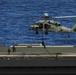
<box><xmin>39</xmin><ymin>23</ymin><xmax>43</xmax><ymax>29</ymax></box>
<box><xmin>44</xmin><ymin>24</ymin><xmax>49</xmax><ymax>29</ymax></box>
<box><xmin>44</xmin><ymin>24</ymin><xmax>49</xmax><ymax>35</ymax></box>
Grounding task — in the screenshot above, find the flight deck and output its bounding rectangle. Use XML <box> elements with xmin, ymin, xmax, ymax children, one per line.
<box><xmin>0</xmin><ymin>44</ymin><xmax>76</xmax><ymax>67</ymax></box>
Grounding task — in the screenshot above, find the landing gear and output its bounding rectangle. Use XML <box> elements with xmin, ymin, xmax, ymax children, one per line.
<box><xmin>36</xmin><ymin>31</ymin><xmax>38</xmax><ymax>34</ymax></box>
<box><xmin>45</xmin><ymin>31</ymin><xmax>48</xmax><ymax>35</ymax></box>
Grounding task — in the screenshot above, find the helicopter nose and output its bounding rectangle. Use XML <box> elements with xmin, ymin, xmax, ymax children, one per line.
<box><xmin>29</xmin><ymin>26</ymin><xmax>34</xmax><ymax>30</ymax></box>
<box><xmin>29</xmin><ymin>25</ymin><xmax>39</xmax><ymax>30</ymax></box>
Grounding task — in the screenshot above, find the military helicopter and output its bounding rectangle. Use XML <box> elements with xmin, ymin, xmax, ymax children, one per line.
<box><xmin>29</xmin><ymin>13</ymin><xmax>76</xmax><ymax>37</ymax></box>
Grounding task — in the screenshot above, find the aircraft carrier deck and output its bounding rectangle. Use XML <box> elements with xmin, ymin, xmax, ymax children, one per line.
<box><xmin>0</xmin><ymin>44</ymin><xmax>76</xmax><ymax>67</ymax></box>
<box><xmin>0</xmin><ymin>44</ymin><xmax>76</xmax><ymax>74</ymax></box>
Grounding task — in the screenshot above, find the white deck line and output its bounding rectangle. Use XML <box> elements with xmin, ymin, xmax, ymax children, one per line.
<box><xmin>0</xmin><ymin>54</ymin><xmax>76</xmax><ymax>57</ymax></box>
<box><xmin>10</xmin><ymin>46</ymin><xmax>74</xmax><ymax>47</ymax></box>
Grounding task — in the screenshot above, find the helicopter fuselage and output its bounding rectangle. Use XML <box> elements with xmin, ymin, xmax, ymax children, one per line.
<box><xmin>29</xmin><ymin>20</ymin><xmax>73</xmax><ymax>34</ymax></box>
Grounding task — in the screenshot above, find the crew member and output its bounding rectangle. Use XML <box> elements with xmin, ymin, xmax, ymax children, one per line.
<box><xmin>12</xmin><ymin>46</ymin><xmax>16</xmax><ymax>52</ymax></box>
<box><xmin>8</xmin><ymin>48</ymin><xmax>11</xmax><ymax>55</ymax></box>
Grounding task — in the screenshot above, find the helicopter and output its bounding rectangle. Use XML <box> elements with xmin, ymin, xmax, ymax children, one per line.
<box><xmin>29</xmin><ymin>13</ymin><xmax>76</xmax><ymax>37</ymax></box>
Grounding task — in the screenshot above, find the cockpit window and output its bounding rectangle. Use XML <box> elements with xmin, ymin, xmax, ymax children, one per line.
<box><xmin>39</xmin><ymin>23</ymin><xmax>43</xmax><ymax>29</ymax></box>
<box><xmin>48</xmin><ymin>21</ymin><xmax>51</xmax><ymax>24</ymax></box>
<box><xmin>40</xmin><ymin>23</ymin><xmax>43</xmax><ymax>25</ymax></box>
<box><xmin>34</xmin><ymin>22</ymin><xmax>40</xmax><ymax>25</ymax></box>
<box><xmin>36</xmin><ymin>23</ymin><xmax>39</xmax><ymax>25</ymax></box>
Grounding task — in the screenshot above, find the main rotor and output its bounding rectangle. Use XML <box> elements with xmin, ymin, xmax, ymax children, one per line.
<box><xmin>42</xmin><ymin>13</ymin><xmax>76</xmax><ymax>20</ymax></box>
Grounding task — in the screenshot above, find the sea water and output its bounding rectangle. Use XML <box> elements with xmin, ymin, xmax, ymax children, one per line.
<box><xmin>0</xmin><ymin>0</ymin><xmax>76</xmax><ymax>46</ymax></box>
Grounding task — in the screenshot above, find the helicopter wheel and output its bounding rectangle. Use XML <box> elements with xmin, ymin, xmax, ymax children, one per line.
<box><xmin>45</xmin><ymin>31</ymin><xmax>48</xmax><ymax>35</ymax></box>
<box><xmin>36</xmin><ymin>31</ymin><xmax>38</xmax><ymax>34</ymax></box>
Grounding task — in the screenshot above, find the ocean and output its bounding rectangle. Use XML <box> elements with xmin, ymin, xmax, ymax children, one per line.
<box><xmin>0</xmin><ymin>0</ymin><xmax>76</xmax><ymax>46</ymax></box>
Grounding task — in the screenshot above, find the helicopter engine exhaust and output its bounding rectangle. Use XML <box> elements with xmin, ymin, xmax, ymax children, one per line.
<box><xmin>36</xmin><ymin>31</ymin><xmax>38</xmax><ymax>34</ymax></box>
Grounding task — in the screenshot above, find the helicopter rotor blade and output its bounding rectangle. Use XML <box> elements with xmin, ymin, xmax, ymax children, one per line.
<box><xmin>13</xmin><ymin>12</ymin><xmax>76</xmax><ymax>20</ymax></box>
<box><xmin>53</xmin><ymin>16</ymin><xmax>76</xmax><ymax>18</ymax></box>
<box><xmin>43</xmin><ymin>13</ymin><xmax>76</xmax><ymax>19</ymax></box>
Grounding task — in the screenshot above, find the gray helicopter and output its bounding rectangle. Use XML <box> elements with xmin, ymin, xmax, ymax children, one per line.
<box><xmin>29</xmin><ymin>13</ymin><xmax>76</xmax><ymax>37</ymax></box>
